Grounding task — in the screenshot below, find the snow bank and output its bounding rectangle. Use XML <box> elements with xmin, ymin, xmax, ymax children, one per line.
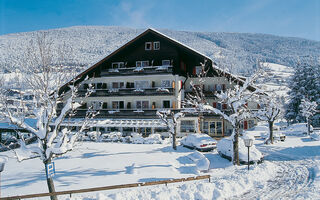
<box><xmin>187</xmin><ymin>152</ymin><xmax>210</xmax><ymax>171</ymax></box>
<box><xmin>62</xmin><ymin>161</ymin><xmax>278</xmax><ymax>200</ymax></box>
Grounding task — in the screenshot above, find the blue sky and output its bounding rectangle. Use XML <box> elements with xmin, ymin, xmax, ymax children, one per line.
<box><xmin>1</xmin><ymin>0</ymin><xmax>319</xmax><ymax>41</ymax></box>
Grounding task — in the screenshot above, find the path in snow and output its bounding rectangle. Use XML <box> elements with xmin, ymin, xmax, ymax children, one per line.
<box><xmin>233</xmin><ymin>137</ymin><xmax>320</xmax><ymax>200</ymax></box>
<box><xmin>235</xmin><ymin>161</ymin><xmax>318</xmax><ymax>200</ymax></box>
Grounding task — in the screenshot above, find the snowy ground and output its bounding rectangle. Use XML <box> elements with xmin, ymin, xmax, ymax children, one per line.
<box><xmin>1</xmin><ymin>134</ymin><xmax>320</xmax><ymax>200</ymax></box>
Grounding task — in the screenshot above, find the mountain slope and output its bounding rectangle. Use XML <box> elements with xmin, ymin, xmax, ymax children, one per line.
<box><xmin>0</xmin><ymin>26</ymin><xmax>319</xmax><ymax>74</ymax></box>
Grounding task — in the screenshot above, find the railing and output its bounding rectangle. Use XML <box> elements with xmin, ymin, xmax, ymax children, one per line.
<box><xmin>78</xmin><ymin>87</ymin><xmax>175</xmax><ymax>97</ymax></box>
<box><xmin>1</xmin><ymin>175</ymin><xmax>211</xmax><ymax>200</ymax></box>
<box><xmin>100</xmin><ymin>65</ymin><xmax>173</xmax><ymax>76</ymax></box>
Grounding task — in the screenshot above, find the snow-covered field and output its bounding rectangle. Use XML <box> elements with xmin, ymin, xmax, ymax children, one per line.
<box><xmin>1</xmin><ymin>134</ymin><xmax>320</xmax><ymax>200</ymax></box>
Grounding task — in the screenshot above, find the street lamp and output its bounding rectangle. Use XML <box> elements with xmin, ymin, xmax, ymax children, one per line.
<box><xmin>244</xmin><ymin>138</ymin><xmax>253</xmax><ymax>170</ymax></box>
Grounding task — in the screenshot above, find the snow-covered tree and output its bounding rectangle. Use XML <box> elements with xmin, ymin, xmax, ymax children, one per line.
<box><xmin>0</xmin><ymin>32</ymin><xmax>95</xmax><ymax>200</ymax></box>
<box><xmin>285</xmin><ymin>62</ymin><xmax>320</xmax><ymax>123</ymax></box>
<box><xmin>300</xmin><ymin>97</ymin><xmax>318</xmax><ymax>135</ymax></box>
<box><xmin>253</xmin><ymin>93</ymin><xmax>282</xmax><ymax>144</ymax></box>
<box><xmin>184</xmin><ymin>64</ymin><xmax>262</xmax><ymax>165</ymax></box>
<box><xmin>157</xmin><ymin>110</ymin><xmax>184</xmax><ymax>150</ymax></box>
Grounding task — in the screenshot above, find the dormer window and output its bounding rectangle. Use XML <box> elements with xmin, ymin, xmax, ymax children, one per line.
<box><xmin>145</xmin><ymin>42</ymin><xmax>152</xmax><ymax>50</ymax></box>
<box><xmin>153</xmin><ymin>41</ymin><xmax>160</xmax><ymax>50</ymax></box>
<box><xmin>112</xmin><ymin>62</ymin><xmax>124</xmax><ymax>69</ymax></box>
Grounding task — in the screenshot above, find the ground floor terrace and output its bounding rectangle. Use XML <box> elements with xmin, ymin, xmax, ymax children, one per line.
<box><xmin>60</xmin><ymin>115</ymin><xmax>257</xmax><ymax>138</ymax></box>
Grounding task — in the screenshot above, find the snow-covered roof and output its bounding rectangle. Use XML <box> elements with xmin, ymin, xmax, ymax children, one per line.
<box><xmin>60</xmin><ymin>118</ymin><xmax>167</xmax><ymax>128</ymax></box>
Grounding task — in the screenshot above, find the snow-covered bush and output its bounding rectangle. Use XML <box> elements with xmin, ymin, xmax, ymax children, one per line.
<box><xmin>130</xmin><ymin>133</ymin><xmax>145</xmax><ymax>144</ymax></box>
<box><xmin>87</xmin><ymin>131</ymin><xmax>101</xmax><ymax>142</ymax></box>
<box><xmin>217</xmin><ymin>137</ymin><xmax>263</xmax><ymax>164</ymax></box>
<box><xmin>99</xmin><ymin>131</ymin><xmax>122</xmax><ymax>142</ymax></box>
<box><xmin>143</xmin><ymin>134</ymin><xmax>162</xmax><ymax>144</ymax></box>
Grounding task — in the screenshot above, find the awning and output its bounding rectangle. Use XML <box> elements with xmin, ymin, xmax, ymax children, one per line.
<box><xmin>60</xmin><ymin>118</ymin><xmax>167</xmax><ymax>128</ymax></box>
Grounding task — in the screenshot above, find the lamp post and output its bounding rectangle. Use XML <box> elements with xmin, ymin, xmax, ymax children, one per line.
<box><xmin>244</xmin><ymin>138</ymin><xmax>253</xmax><ymax>170</ymax></box>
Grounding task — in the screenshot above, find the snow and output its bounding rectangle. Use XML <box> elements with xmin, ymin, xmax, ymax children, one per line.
<box><xmin>1</xmin><ymin>134</ymin><xmax>320</xmax><ymax>199</ymax></box>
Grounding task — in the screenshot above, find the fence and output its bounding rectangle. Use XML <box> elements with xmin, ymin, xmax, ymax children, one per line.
<box><xmin>1</xmin><ymin>175</ymin><xmax>210</xmax><ymax>200</ymax></box>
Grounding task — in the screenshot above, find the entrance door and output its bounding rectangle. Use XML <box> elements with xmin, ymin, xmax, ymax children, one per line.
<box><xmin>204</xmin><ymin>121</ymin><xmax>223</xmax><ymax>136</ymax></box>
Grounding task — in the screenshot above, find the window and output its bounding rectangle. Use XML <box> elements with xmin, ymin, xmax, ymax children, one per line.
<box><xmin>136</xmin><ymin>61</ymin><xmax>149</xmax><ymax>67</ymax></box>
<box><xmin>180</xmin><ymin>120</ymin><xmax>195</xmax><ymax>132</ymax></box>
<box><xmin>112</xmin><ymin>101</ymin><xmax>124</xmax><ymax>109</ymax></box>
<box><xmin>135</xmin><ymin>80</ymin><xmax>149</xmax><ymax>89</ymax></box>
<box><xmin>195</xmin><ymin>66</ymin><xmax>202</xmax><ymax>75</ymax></box>
<box><xmin>153</xmin><ymin>41</ymin><xmax>160</xmax><ymax>50</ymax></box>
<box><xmin>162</xmin><ymin>60</ymin><xmax>170</xmax><ymax>66</ymax></box>
<box><xmin>161</xmin><ymin>80</ymin><xmax>171</xmax><ymax>88</ymax></box>
<box><xmin>112</xmin><ymin>62</ymin><xmax>124</xmax><ymax>69</ymax></box>
<box><xmin>216</xmin><ymin>84</ymin><xmax>222</xmax><ymax>91</ymax></box>
<box><xmin>163</xmin><ymin>100</ymin><xmax>170</xmax><ymax>108</ymax></box>
<box><xmin>126</xmin><ymin>82</ymin><xmax>134</xmax><ymax>88</ymax></box>
<box><xmin>91</xmin><ymin>101</ymin><xmax>102</xmax><ymax>110</ymax></box>
<box><xmin>112</xmin><ymin>82</ymin><xmax>124</xmax><ymax>89</ymax></box>
<box><xmin>145</xmin><ymin>42</ymin><xmax>152</xmax><ymax>50</ymax></box>
<box><xmin>136</xmin><ymin>100</ymin><xmax>149</xmax><ymax>109</ymax></box>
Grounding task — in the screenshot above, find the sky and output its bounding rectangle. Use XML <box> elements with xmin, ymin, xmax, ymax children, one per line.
<box><xmin>0</xmin><ymin>0</ymin><xmax>319</xmax><ymax>41</ymax></box>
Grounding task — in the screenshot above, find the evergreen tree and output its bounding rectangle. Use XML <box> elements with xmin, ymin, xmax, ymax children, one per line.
<box><xmin>285</xmin><ymin>62</ymin><xmax>320</xmax><ymax>124</ymax></box>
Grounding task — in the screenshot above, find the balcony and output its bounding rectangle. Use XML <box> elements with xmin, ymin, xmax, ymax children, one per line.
<box><xmin>77</xmin><ymin>87</ymin><xmax>175</xmax><ymax>97</ymax></box>
<box><xmin>100</xmin><ymin>65</ymin><xmax>173</xmax><ymax>77</ymax></box>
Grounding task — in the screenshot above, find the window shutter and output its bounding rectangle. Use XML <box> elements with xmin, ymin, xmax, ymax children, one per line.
<box><xmin>172</xmin><ymin>101</ymin><xmax>176</xmax><ymax>109</ymax></box>
<box><xmin>244</xmin><ymin>121</ymin><xmax>248</xmax><ymax>130</ymax></box>
<box><xmin>222</xmin><ymin>84</ymin><xmax>226</xmax><ymax>91</ymax></box>
<box><xmin>193</xmin><ymin>67</ymin><xmax>196</xmax><ymax>75</ymax></box>
<box><xmin>222</xmin><ymin>104</ymin><xmax>227</xmax><ymax>109</ymax></box>
<box><xmin>213</xmin><ymin>102</ymin><xmax>217</xmax><ymax>108</ymax></box>
<box><xmin>214</xmin><ymin>84</ymin><xmax>217</xmax><ymax>91</ymax></box>
<box><xmin>172</xmin><ymin>81</ymin><xmax>175</xmax><ymax>89</ymax></box>
<box><xmin>257</xmin><ymin>104</ymin><xmax>260</xmax><ymax>109</ymax></box>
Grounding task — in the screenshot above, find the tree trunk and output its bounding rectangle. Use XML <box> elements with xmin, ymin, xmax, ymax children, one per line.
<box><xmin>268</xmin><ymin>121</ymin><xmax>274</xmax><ymax>144</ymax></box>
<box><xmin>307</xmin><ymin>118</ymin><xmax>311</xmax><ymax>135</ymax></box>
<box><xmin>233</xmin><ymin>127</ymin><xmax>240</xmax><ymax>166</ymax></box>
<box><xmin>173</xmin><ymin>126</ymin><xmax>177</xmax><ymax>150</ymax></box>
<box><xmin>44</xmin><ymin>159</ymin><xmax>57</xmax><ymax>200</ymax></box>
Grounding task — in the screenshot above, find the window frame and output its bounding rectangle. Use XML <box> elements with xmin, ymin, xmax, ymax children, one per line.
<box><xmin>111</xmin><ymin>62</ymin><xmax>125</xmax><ymax>69</ymax></box>
<box><xmin>145</xmin><ymin>42</ymin><xmax>152</xmax><ymax>50</ymax></box>
<box><xmin>153</xmin><ymin>41</ymin><xmax>160</xmax><ymax>50</ymax></box>
<box><xmin>136</xmin><ymin>100</ymin><xmax>149</xmax><ymax>110</ymax></box>
<box><xmin>161</xmin><ymin>80</ymin><xmax>171</xmax><ymax>88</ymax></box>
<box><xmin>135</xmin><ymin>80</ymin><xmax>150</xmax><ymax>89</ymax></box>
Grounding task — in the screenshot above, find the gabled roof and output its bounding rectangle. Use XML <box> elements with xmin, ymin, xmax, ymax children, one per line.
<box><xmin>60</xmin><ymin>28</ymin><xmax>256</xmax><ymax>93</ymax></box>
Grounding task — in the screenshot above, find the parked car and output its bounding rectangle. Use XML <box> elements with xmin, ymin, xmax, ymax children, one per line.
<box><xmin>243</xmin><ymin>125</ymin><xmax>269</xmax><ymax>138</ymax></box>
<box><xmin>284</xmin><ymin>123</ymin><xmax>313</xmax><ymax>135</ymax></box>
<box><xmin>217</xmin><ymin>137</ymin><xmax>264</xmax><ymax>164</ymax></box>
<box><xmin>180</xmin><ymin>133</ymin><xmax>217</xmax><ymax>152</ymax></box>
<box><xmin>261</xmin><ymin>131</ymin><xmax>286</xmax><ymax>142</ymax></box>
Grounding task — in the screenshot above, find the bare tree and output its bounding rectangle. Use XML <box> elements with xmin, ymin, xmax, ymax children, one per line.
<box><xmin>300</xmin><ymin>97</ymin><xmax>318</xmax><ymax>135</ymax></box>
<box><xmin>0</xmin><ymin>32</ymin><xmax>94</xmax><ymax>199</ymax></box>
<box><xmin>157</xmin><ymin>110</ymin><xmax>184</xmax><ymax>150</ymax></box>
<box><xmin>253</xmin><ymin>93</ymin><xmax>282</xmax><ymax>144</ymax></box>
